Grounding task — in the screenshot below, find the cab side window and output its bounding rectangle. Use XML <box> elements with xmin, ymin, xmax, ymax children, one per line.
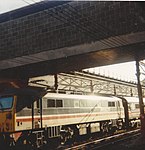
<box><xmin>47</xmin><ymin>99</ymin><xmax>55</xmax><ymax>107</ymax></box>
<box><xmin>47</xmin><ymin>99</ymin><xmax>63</xmax><ymax>107</ymax></box>
<box><xmin>108</xmin><ymin>101</ymin><xmax>115</xmax><ymax>107</ymax></box>
<box><xmin>56</xmin><ymin>100</ymin><xmax>63</xmax><ymax>107</ymax></box>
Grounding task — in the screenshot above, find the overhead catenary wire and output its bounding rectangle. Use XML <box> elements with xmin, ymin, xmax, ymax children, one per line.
<box><xmin>140</xmin><ymin>62</ymin><xmax>145</xmax><ymax>74</ymax></box>
<box><xmin>54</xmin><ymin>4</ymin><xmax>120</xmax><ymax>47</ymax></box>
<box><xmin>31</xmin><ymin>0</ymin><xmax>135</xmax><ymax>46</ymax></box>
<box><xmin>40</xmin><ymin>0</ymin><xmax>130</xmax><ymax>46</ymax></box>
<box><xmin>1</xmin><ymin>0</ymin><xmax>143</xmax><ymax>69</ymax></box>
<box><xmin>3</xmin><ymin>0</ymin><xmax>141</xmax><ymax>69</ymax></box>
<box><xmin>34</xmin><ymin>0</ymin><xmax>113</xmax><ymax>47</ymax></box>
<box><xmin>50</xmin><ymin>3</ymin><xmax>119</xmax><ymax>47</ymax></box>
<box><xmin>78</xmin><ymin>103</ymin><xmax>98</xmax><ymax>125</ymax></box>
<box><xmin>41</xmin><ymin>0</ymin><xmax>127</xmax><ymax>47</ymax></box>
<box><xmin>22</xmin><ymin>0</ymin><xmax>123</xmax><ymax>48</ymax></box>
<box><xmin>65</xmin><ymin>2</ymin><xmax>128</xmax><ymax>46</ymax></box>
<box><xmin>21</xmin><ymin>0</ymin><xmax>33</xmax><ymax>5</ymax></box>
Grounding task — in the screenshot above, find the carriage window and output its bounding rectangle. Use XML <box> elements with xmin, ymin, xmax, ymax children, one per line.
<box><xmin>47</xmin><ymin>99</ymin><xmax>55</xmax><ymax>107</ymax></box>
<box><xmin>108</xmin><ymin>101</ymin><xmax>115</xmax><ymax>107</ymax></box>
<box><xmin>56</xmin><ymin>100</ymin><xmax>63</xmax><ymax>107</ymax></box>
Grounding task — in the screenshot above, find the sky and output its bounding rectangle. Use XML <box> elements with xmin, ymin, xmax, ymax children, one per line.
<box><xmin>84</xmin><ymin>61</ymin><xmax>137</xmax><ymax>82</ymax></box>
<box><xmin>0</xmin><ymin>1</ymin><xmax>145</xmax><ymax>82</ymax></box>
<box><xmin>0</xmin><ymin>0</ymin><xmax>40</xmax><ymax>14</ymax></box>
<box><xmin>85</xmin><ymin>61</ymin><xmax>145</xmax><ymax>82</ymax></box>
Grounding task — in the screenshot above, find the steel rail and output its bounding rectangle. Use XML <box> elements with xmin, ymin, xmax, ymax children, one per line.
<box><xmin>65</xmin><ymin>129</ymin><xmax>140</xmax><ymax>150</ymax></box>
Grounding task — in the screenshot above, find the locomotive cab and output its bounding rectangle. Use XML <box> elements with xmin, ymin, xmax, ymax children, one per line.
<box><xmin>0</xmin><ymin>96</ymin><xmax>16</xmax><ymax>132</ymax></box>
<box><xmin>0</xmin><ymin>87</ymin><xmax>46</xmax><ymax>148</ymax></box>
<box><xmin>0</xmin><ymin>87</ymin><xmax>45</xmax><ymax>133</ymax></box>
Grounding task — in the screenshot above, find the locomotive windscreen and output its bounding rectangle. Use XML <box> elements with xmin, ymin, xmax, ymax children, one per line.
<box><xmin>0</xmin><ymin>96</ymin><xmax>13</xmax><ymax>110</ymax></box>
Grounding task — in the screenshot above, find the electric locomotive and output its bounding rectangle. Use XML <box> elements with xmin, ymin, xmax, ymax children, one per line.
<box><xmin>0</xmin><ymin>89</ymin><xmax>143</xmax><ymax>147</ymax></box>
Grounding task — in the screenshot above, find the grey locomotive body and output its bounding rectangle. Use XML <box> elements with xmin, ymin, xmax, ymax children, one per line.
<box><xmin>15</xmin><ymin>93</ymin><xmax>141</xmax><ymax>143</ymax></box>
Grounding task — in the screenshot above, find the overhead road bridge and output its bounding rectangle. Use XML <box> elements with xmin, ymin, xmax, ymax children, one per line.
<box><xmin>0</xmin><ymin>1</ymin><xmax>144</xmax><ymax>80</ymax></box>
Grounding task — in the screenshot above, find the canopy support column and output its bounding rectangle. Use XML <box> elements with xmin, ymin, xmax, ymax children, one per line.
<box><xmin>136</xmin><ymin>60</ymin><xmax>145</xmax><ymax>136</ymax></box>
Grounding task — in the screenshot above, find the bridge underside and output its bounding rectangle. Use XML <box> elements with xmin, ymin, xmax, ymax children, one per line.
<box><xmin>0</xmin><ymin>41</ymin><xmax>145</xmax><ymax>80</ymax></box>
<box><xmin>0</xmin><ymin>1</ymin><xmax>145</xmax><ymax>81</ymax></box>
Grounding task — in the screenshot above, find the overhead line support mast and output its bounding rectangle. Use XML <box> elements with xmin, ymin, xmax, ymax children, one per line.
<box><xmin>136</xmin><ymin>59</ymin><xmax>145</xmax><ymax>136</ymax></box>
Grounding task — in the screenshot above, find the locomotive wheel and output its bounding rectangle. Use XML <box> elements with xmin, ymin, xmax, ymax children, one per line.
<box><xmin>101</xmin><ymin>122</ymin><xmax>109</xmax><ymax>133</ymax></box>
<box><xmin>60</xmin><ymin>126</ymin><xmax>74</xmax><ymax>145</ymax></box>
<box><xmin>117</xmin><ymin>120</ymin><xmax>123</xmax><ymax>130</ymax></box>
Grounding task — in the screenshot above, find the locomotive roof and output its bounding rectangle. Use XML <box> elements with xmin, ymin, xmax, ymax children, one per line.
<box><xmin>123</xmin><ymin>97</ymin><xmax>139</xmax><ymax>103</ymax></box>
<box><xmin>43</xmin><ymin>93</ymin><xmax>121</xmax><ymax>101</ymax></box>
<box><xmin>123</xmin><ymin>96</ymin><xmax>145</xmax><ymax>103</ymax></box>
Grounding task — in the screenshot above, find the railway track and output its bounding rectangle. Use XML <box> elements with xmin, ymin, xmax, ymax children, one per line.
<box><xmin>63</xmin><ymin>129</ymin><xmax>140</xmax><ymax>150</ymax></box>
